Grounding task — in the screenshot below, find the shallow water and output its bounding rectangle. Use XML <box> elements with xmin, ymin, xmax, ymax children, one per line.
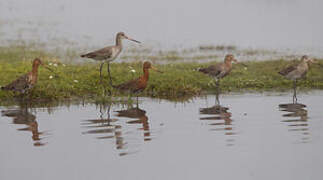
<box><xmin>1</xmin><ymin>0</ymin><xmax>323</xmax><ymax>58</ymax></box>
<box><xmin>1</xmin><ymin>91</ymin><xmax>323</xmax><ymax>180</ymax></box>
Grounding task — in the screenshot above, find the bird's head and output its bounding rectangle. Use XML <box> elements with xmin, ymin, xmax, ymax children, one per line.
<box><xmin>117</xmin><ymin>32</ymin><xmax>141</xmax><ymax>43</ymax></box>
<box><xmin>33</xmin><ymin>58</ymin><xmax>55</xmax><ymax>73</ymax></box>
<box><xmin>143</xmin><ymin>61</ymin><xmax>163</xmax><ymax>73</ymax></box>
<box><xmin>224</xmin><ymin>54</ymin><xmax>247</xmax><ymax>67</ymax></box>
<box><xmin>224</xmin><ymin>54</ymin><xmax>238</xmax><ymax>63</ymax></box>
<box><xmin>33</xmin><ymin>58</ymin><xmax>43</xmax><ymax>66</ymax></box>
<box><xmin>301</xmin><ymin>55</ymin><xmax>317</xmax><ymax>64</ymax></box>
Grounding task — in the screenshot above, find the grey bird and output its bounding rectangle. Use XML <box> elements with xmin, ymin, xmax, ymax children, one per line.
<box><xmin>198</xmin><ymin>54</ymin><xmax>238</xmax><ymax>82</ymax></box>
<box><xmin>279</xmin><ymin>55</ymin><xmax>316</xmax><ymax>103</ymax></box>
<box><xmin>198</xmin><ymin>54</ymin><xmax>241</xmax><ymax>104</ymax></box>
<box><xmin>80</xmin><ymin>32</ymin><xmax>140</xmax><ymax>84</ymax></box>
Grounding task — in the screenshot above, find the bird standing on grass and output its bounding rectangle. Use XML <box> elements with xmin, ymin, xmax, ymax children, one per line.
<box><xmin>115</xmin><ymin>61</ymin><xmax>163</xmax><ymax>106</ymax></box>
<box><xmin>198</xmin><ymin>54</ymin><xmax>242</xmax><ymax>104</ymax></box>
<box><xmin>80</xmin><ymin>32</ymin><xmax>141</xmax><ymax>85</ymax></box>
<box><xmin>1</xmin><ymin>58</ymin><xmax>54</xmax><ymax>95</ymax></box>
<box><xmin>279</xmin><ymin>55</ymin><xmax>317</xmax><ymax>103</ymax></box>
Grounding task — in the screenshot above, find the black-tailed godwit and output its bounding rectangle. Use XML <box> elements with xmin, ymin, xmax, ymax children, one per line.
<box><xmin>81</xmin><ymin>32</ymin><xmax>140</xmax><ymax>84</ymax></box>
<box><xmin>279</xmin><ymin>55</ymin><xmax>316</xmax><ymax>103</ymax></box>
<box><xmin>1</xmin><ymin>58</ymin><xmax>54</xmax><ymax>94</ymax></box>
<box><xmin>115</xmin><ymin>61</ymin><xmax>162</xmax><ymax>105</ymax></box>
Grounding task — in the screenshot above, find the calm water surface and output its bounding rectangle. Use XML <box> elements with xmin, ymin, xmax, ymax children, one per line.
<box><xmin>1</xmin><ymin>91</ymin><xmax>323</xmax><ymax>180</ymax></box>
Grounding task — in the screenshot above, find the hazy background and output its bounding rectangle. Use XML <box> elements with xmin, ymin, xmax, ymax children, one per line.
<box><xmin>0</xmin><ymin>0</ymin><xmax>322</xmax><ymax>52</ymax></box>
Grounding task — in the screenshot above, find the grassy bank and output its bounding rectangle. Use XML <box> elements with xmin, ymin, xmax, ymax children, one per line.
<box><xmin>1</xmin><ymin>47</ymin><xmax>323</xmax><ymax>101</ymax></box>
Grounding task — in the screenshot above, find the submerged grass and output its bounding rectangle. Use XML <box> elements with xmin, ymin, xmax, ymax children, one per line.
<box><xmin>1</xmin><ymin>46</ymin><xmax>323</xmax><ymax>101</ymax></box>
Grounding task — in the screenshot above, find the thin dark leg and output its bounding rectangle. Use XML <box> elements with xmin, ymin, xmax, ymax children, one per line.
<box><xmin>293</xmin><ymin>80</ymin><xmax>297</xmax><ymax>103</ymax></box>
<box><xmin>107</xmin><ymin>104</ymin><xmax>111</xmax><ymax>121</ymax></box>
<box><xmin>215</xmin><ymin>79</ymin><xmax>220</xmax><ymax>105</ymax></box>
<box><xmin>99</xmin><ymin>104</ymin><xmax>103</xmax><ymax>120</ymax></box>
<box><xmin>99</xmin><ymin>62</ymin><xmax>105</xmax><ymax>84</ymax></box>
<box><xmin>136</xmin><ymin>95</ymin><xmax>139</xmax><ymax>108</ymax></box>
<box><xmin>107</xmin><ymin>62</ymin><xmax>113</xmax><ymax>87</ymax></box>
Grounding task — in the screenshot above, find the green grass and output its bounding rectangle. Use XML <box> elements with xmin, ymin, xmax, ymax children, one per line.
<box><xmin>1</xmin><ymin>46</ymin><xmax>323</xmax><ymax>102</ymax></box>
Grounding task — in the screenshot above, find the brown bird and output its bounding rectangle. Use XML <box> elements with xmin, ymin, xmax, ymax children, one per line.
<box><xmin>279</xmin><ymin>55</ymin><xmax>316</xmax><ymax>103</ymax></box>
<box><xmin>80</xmin><ymin>32</ymin><xmax>141</xmax><ymax>84</ymax></box>
<box><xmin>1</xmin><ymin>58</ymin><xmax>54</xmax><ymax>94</ymax></box>
<box><xmin>115</xmin><ymin>61</ymin><xmax>162</xmax><ymax>105</ymax></box>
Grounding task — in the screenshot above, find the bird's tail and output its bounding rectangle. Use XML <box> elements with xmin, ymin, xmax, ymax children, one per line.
<box><xmin>193</xmin><ymin>67</ymin><xmax>202</xmax><ymax>72</ymax></box>
<box><xmin>197</xmin><ymin>67</ymin><xmax>208</xmax><ymax>74</ymax></box>
<box><xmin>278</xmin><ymin>71</ymin><xmax>286</xmax><ymax>76</ymax></box>
<box><xmin>80</xmin><ymin>52</ymin><xmax>96</xmax><ymax>58</ymax></box>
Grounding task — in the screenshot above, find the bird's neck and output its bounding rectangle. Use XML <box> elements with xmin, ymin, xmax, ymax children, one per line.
<box><xmin>31</xmin><ymin>64</ymin><xmax>40</xmax><ymax>77</ymax></box>
<box><xmin>143</xmin><ymin>68</ymin><xmax>149</xmax><ymax>81</ymax></box>
<box><xmin>225</xmin><ymin>60</ymin><xmax>232</xmax><ymax>68</ymax></box>
<box><xmin>116</xmin><ymin>36</ymin><xmax>122</xmax><ymax>47</ymax></box>
<box><xmin>300</xmin><ymin>60</ymin><xmax>309</xmax><ymax>69</ymax></box>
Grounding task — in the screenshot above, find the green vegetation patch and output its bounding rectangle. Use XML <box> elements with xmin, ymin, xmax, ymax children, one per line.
<box><xmin>1</xmin><ymin>46</ymin><xmax>323</xmax><ymax>101</ymax></box>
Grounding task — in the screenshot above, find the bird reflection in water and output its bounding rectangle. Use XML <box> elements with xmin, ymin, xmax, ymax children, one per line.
<box><xmin>82</xmin><ymin>103</ymin><xmax>153</xmax><ymax>156</ymax></box>
<box><xmin>116</xmin><ymin>106</ymin><xmax>151</xmax><ymax>142</ymax></box>
<box><xmin>279</xmin><ymin>101</ymin><xmax>310</xmax><ymax>144</ymax></box>
<box><xmin>81</xmin><ymin>104</ymin><xmax>124</xmax><ymax>149</ymax></box>
<box><xmin>1</xmin><ymin>102</ymin><xmax>48</xmax><ymax>146</ymax></box>
<box><xmin>199</xmin><ymin>90</ymin><xmax>236</xmax><ymax>146</ymax></box>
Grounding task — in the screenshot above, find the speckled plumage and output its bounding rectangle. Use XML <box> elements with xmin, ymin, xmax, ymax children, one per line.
<box><xmin>279</xmin><ymin>55</ymin><xmax>312</xmax><ymax>80</ymax></box>
<box><xmin>278</xmin><ymin>55</ymin><xmax>315</xmax><ymax>103</ymax></box>
<box><xmin>1</xmin><ymin>58</ymin><xmax>43</xmax><ymax>94</ymax></box>
<box><xmin>199</xmin><ymin>54</ymin><xmax>237</xmax><ymax>80</ymax></box>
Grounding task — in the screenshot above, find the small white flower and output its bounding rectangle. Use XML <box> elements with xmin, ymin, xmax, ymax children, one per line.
<box><xmin>244</xmin><ymin>67</ymin><xmax>248</xmax><ymax>70</ymax></box>
<box><xmin>74</xmin><ymin>80</ymin><xmax>78</xmax><ymax>83</ymax></box>
<box><xmin>49</xmin><ymin>63</ymin><xmax>53</xmax><ymax>66</ymax></box>
<box><xmin>49</xmin><ymin>75</ymin><xmax>53</xmax><ymax>79</ymax></box>
<box><xmin>53</xmin><ymin>63</ymin><xmax>58</xmax><ymax>67</ymax></box>
<box><xmin>130</xmin><ymin>69</ymin><xmax>136</xmax><ymax>73</ymax></box>
<box><xmin>62</xmin><ymin>64</ymin><xmax>66</xmax><ymax>67</ymax></box>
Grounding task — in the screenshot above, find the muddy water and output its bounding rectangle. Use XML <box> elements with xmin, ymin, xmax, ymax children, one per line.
<box><xmin>0</xmin><ymin>91</ymin><xmax>323</xmax><ymax>180</ymax></box>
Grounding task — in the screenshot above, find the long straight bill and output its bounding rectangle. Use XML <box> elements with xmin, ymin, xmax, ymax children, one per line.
<box><xmin>151</xmin><ymin>66</ymin><xmax>163</xmax><ymax>73</ymax></box>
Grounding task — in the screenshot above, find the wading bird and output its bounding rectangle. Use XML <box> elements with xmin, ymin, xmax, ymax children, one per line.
<box><xmin>80</xmin><ymin>32</ymin><xmax>141</xmax><ymax>84</ymax></box>
<box><xmin>1</xmin><ymin>58</ymin><xmax>54</xmax><ymax>95</ymax></box>
<box><xmin>115</xmin><ymin>61</ymin><xmax>162</xmax><ymax>106</ymax></box>
<box><xmin>198</xmin><ymin>54</ymin><xmax>242</xmax><ymax>104</ymax></box>
<box><xmin>279</xmin><ymin>55</ymin><xmax>316</xmax><ymax>103</ymax></box>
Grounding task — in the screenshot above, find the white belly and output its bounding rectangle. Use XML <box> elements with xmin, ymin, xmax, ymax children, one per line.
<box><xmin>108</xmin><ymin>47</ymin><xmax>121</xmax><ymax>62</ymax></box>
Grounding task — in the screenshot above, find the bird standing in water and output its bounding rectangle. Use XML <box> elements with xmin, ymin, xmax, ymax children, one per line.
<box><xmin>80</xmin><ymin>32</ymin><xmax>141</xmax><ymax>84</ymax></box>
<box><xmin>1</xmin><ymin>58</ymin><xmax>54</xmax><ymax>95</ymax></box>
<box><xmin>115</xmin><ymin>61</ymin><xmax>163</xmax><ymax>106</ymax></box>
<box><xmin>198</xmin><ymin>54</ymin><xmax>240</xmax><ymax>104</ymax></box>
<box><xmin>279</xmin><ymin>55</ymin><xmax>316</xmax><ymax>103</ymax></box>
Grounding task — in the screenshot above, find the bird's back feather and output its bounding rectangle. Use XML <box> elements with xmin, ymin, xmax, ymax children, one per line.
<box><xmin>115</xmin><ymin>78</ymin><xmax>143</xmax><ymax>94</ymax></box>
<box><xmin>2</xmin><ymin>74</ymin><xmax>32</xmax><ymax>93</ymax></box>
<box><xmin>279</xmin><ymin>65</ymin><xmax>297</xmax><ymax>76</ymax></box>
<box><xmin>199</xmin><ymin>63</ymin><xmax>224</xmax><ymax>78</ymax></box>
<box><xmin>81</xmin><ymin>46</ymin><xmax>115</xmax><ymax>60</ymax></box>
